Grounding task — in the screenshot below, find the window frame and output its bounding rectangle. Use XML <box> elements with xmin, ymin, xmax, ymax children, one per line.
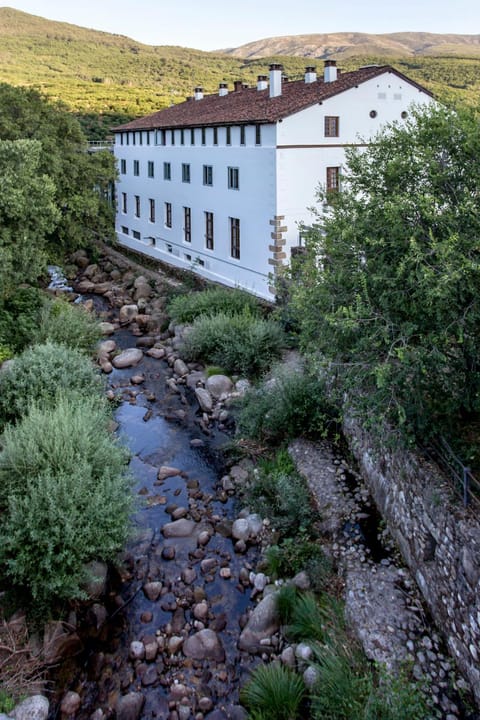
<box><xmin>133</xmin><ymin>159</ymin><xmax>140</xmax><ymax>176</ymax></box>
<box><xmin>134</xmin><ymin>195</ymin><xmax>140</xmax><ymax>217</ymax></box>
<box><xmin>324</xmin><ymin>116</ymin><xmax>340</xmax><ymax>138</ymax></box>
<box><xmin>326</xmin><ymin>166</ymin><xmax>340</xmax><ymax>193</ymax></box>
<box><xmin>255</xmin><ymin>124</ymin><xmax>261</xmax><ymax>145</ymax></box>
<box><xmin>184</xmin><ymin>206</ymin><xmax>191</xmax><ymax>243</ymax></box>
<box><xmin>163</xmin><ymin>161</ymin><xmax>172</xmax><ymax>180</ymax></box>
<box><xmin>165</xmin><ymin>202</ymin><xmax>172</xmax><ymax>228</ymax></box>
<box><xmin>226</xmin><ymin>126</ymin><xmax>231</xmax><ymax>146</ymax></box>
<box><xmin>205</xmin><ymin>211</ymin><xmax>214</xmax><ymax>250</ymax></box>
<box><xmin>120</xmin><ymin>159</ymin><xmax>126</xmax><ymax>174</ymax></box>
<box><xmin>121</xmin><ymin>192</ymin><xmax>127</xmax><ymax>213</ymax></box>
<box><xmin>182</xmin><ymin>163</ymin><xmax>191</xmax><ymax>183</ymax></box>
<box><xmin>203</xmin><ymin>165</ymin><xmax>213</xmax><ymax>186</ymax></box>
<box><xmin>149</xmin><ymin>198</ymin><xmax>155</xmax><ymax>223</ymax></box>
<box><xmin>147</xmin><ymin>160</ymin><xmax>154</xmax><ymax>178</ymax></box>
<box><xmin>227</xmin><ymin>166</ymin><xmax>239</xmax><ymax>190</ymax></box>
<box><xmin>230</xmin><ymin>217</ymin><xmax>240</xmax><ymax>259</ymax></box>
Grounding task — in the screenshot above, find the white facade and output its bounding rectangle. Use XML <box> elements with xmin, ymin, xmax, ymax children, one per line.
<box><xmin>114</xmin><ymin>65</ymin><xmax>434</xmax><ymax>300</ymax></box>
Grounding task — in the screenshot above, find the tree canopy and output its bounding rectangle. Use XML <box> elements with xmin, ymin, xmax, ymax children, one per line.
<box><xmin>290</xmin><ymin>103</ymin><xmax>480</xmax><ymax>441</ymax></box>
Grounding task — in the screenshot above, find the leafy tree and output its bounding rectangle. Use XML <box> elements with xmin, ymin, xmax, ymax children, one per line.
<box><xmin>291</xmin><ymin>103</ymin><xmax>480</xmax><ymax>441</ymax></box>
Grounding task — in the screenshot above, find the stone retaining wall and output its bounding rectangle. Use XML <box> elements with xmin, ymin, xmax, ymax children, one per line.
<box><xmin>343</xmin><ymin>414</ymin><xmax>480</xmax><ymax>704</ymax></box>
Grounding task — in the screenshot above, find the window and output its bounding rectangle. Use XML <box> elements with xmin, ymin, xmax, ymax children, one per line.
<box><xmin>226</xmin><ymin>126</ymin><xmax>231</xmax><ymax>145</ymax></box>
<box><xmin>203</xmin><ymin>165</ymin><xmax>213</xmax><ymax>186</ymax></box>
<box><xmin>134</xmin><ymin>195</ymin><xmax>140</xmax><ymax>217</ymax></box>
<box><xmin>230</xmin><ymin>217</ymin><xmax>240</xmax><ymax>259</ymax></box>
<box><xmin>191</xmin><ymin>128</ymin><xmax>195</xmax><ymax>145</ymax></box>
<box><xmin>148</xmin><ymin>161</ymin><xmax>154</xmax><ymax>178</ymax></box>
<box><xmin>149</xmin><ymin>198</ymin><xmax>155</xmax><ymax>223</ymax></box>
<box><xmin>171</xmin><ymin>129</ymin><xmax>175</xmax><ymax>145</ymax></box>
<box><xmin>121</xmin><ymin>226</ymin><xmax>129</xmax><ymax>234</ymax></box>
<box><xmin>132</xmin><ymin>230</ymin><xmax>141</xmax><ymax>240</ymax></box>
<box><xmin>182</xmin><ymin>163</ymin><xmax>191</xmax><ymax>183</ymax></box>
<box><xmin>205</xmin><ymin>211</ymin><xmax>214</xmax><ymax>250</ymax></box>
<box><xmin>146</xmin><ymin>132</ymin><xmax>150</xmax><ymax>145</ymax></box>
<box><xmin>181</xmin><ymin>129</ymin><xmax>185</xmax><ymax>145</ymax></box>
<box><xmin>324</xmin><ymin>116</ymin><xmax>339</xmax><ymax>137</ymax></box>
<box><xmin>164</xmin><ymin>162</ymin><xmax>172</xmax><ymax>180</ymax></box>
<box><xmin>228</xmin><ymin>166</ymin><xmax>239</xmax><ymax>190</ymax></box>
<box><xmin>133</xmin><ymin>160</ymin><xmax>139</xmax><ymax>176</ymax></box>
<box><xmin>213</xmin><ymin>127</ymin><xmax>218</xmax><ymax>145</ymax></box>
<box><xmin>120</xmin><ymin>133</ymin><xmax>124</xmax><ymax>146</ymax></box>
<box><xmin>155</xmin><ymin>130</ymin><xmax>165</xmax><ymax>145</ymax></box>
<box><xmin>240</xmin><ymin>126</ymin><xmax>246</xmax><ymax>145</ymax></box>
<box><xmin>120</xmin><ymin>159</ymin><xmax>126</xmax><ymax>174</ymax></box>
<box><xmin>201</xmin><ymin>127</ymin><xmax>206</xmax><ymax>145</ymax></box>
<box><xmin>132</xmin><ymin>132</ymin><xmax>136</xmax><ymax>146</ymax></box>
<box><xmin>184</xmin><ymin>206</ymin><xmax>191</xmax><ymax>242</ymax></box>
<box><xmin>121</xmin><ymin>192</ymin><xmax>127</xmax><ymax>213</ymax></box>
<box><xmin>255</xmin><ymin>124</ymin><xmax>261</xmax><ymax>145</ymax></box>
<box><xmin>126</xmin><ymin>132</ymin><xmax>130</xmax><ymax>146</ymax></box>
<box><xmin>139</xmin><ymin>132</ymin><xmax>143</xmax><ymax>146</ymax></box>
<box><xmin>165</xmin><ymin>202</ymin><xmax>172</xmax><ymax>228</ymax></box>
<box><xmin>326</xmin><ymin>166</ymin><xmax>340</xmax><ymax>193</ymax></box>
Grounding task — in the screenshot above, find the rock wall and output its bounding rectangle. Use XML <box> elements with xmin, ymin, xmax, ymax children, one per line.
<box><xmin>343</xmin><ymin>414</ymin><xmax>480</xmax><ymax>704</ymax></box>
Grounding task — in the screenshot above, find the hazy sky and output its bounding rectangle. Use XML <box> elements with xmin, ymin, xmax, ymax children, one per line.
<box><xmin>4</xmin><ymin>0</ymin><xmax>480</xmax><ymax>50</ymax></box>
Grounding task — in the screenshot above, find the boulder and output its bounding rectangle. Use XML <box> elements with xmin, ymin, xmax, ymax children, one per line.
<box><xmin>205</xmin><ymin>374</ymin><xmax>233</xmax><ymax>399</ymax></box>
<box><xmin>232</xmin><ymin>518</ymin><xmax>250</xmax><ymax>542</ymax></box>
<box><xmin>183</xmin><ymin>629</ymin><xmax>225</xmax><ymax>662</ymax></box>
<box><xmin>98</xmin><ymin>340</ymin><xmax>116</xmax><ymax>355</ymax></box>
<box><xmin>238</xmin><ymin>593</ymin><xmax>280</xmax><ymax>652</ymax></box>
<box><xmin>146</xmin><ymin>347</ymin><xmax>166</xmax><ymax>359</ymax></box>
<box><xmin>195</xmin><ymin>387</ymin><xmax>213</xmax><ymax>413</ymax></box>
<box><xmin>157</xmin><ymin>465</ymin><xmax>182</xmax><ymax>481</ymax></box>
<box><xmin>115</xmin><ymin>693</ymin><xmax>145</xmax><ymax>720</ymax></box>
<box><xmin>60</xmin><ymin>691</ymin><xmax>81</xmax><ymax>716</ymax></box>
<box><xmin>119</xmin><ymin>304</ymin><xmax>139</xmax><ymax>325</ymax></box>
<box><xmin>11</xmin><ymin>696</ymin><xmax>49</xmax><ymax>720</ymax></box>
<box><xmin>143</xmin><ymin>581</ymin><xmax>163</xmax><ymax>601</ymax></box>
<box><xmin>112</xmin><ymin>348</ymin><xmax>143</xmax><ymax>369</ymax></box>
<box><xmin>98</xmin><ymin>322</ymin><xmax>115</xmax><ymax>336</ymax></box>
<box><xmin>162</xmin><ymin>518</ymin><xmax>196</xmax><ymax>538</ymax></box>
<box><xmin>173</xmin><ymin>358</ymin><xmax>189</xmax><ymax>377</ymax></box>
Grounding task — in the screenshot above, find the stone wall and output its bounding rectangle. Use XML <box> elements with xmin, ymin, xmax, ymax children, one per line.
<box><xmin>343</xmin><ymin>414</ymin><xmax>480</xmax><ymax>704</ymax></box>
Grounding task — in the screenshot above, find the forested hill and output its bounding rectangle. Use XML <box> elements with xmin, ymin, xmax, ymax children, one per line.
<box><xmin>0</xmin><ymin>7</ymin><xmax>479</xmax><ymax>138</ymax></box>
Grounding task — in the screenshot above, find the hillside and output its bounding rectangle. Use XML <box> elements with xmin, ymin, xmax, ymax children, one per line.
<box><xmin>0</xmin><ymin>8</ymin><xmax>479</xmax><ymax>138</ymax></box>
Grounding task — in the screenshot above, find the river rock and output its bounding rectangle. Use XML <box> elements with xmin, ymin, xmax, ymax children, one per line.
<box><xmin>183</xmin><ymin>629</ymin><xmax>225</xmax><ymax>662</ymax></box>
<box><xmin>98</xmin><ymin>321</ymin><xmax>115</xmax><ymax>336</ymax></box>
<box><xmin>98</xmin><ymin>339</ymin><xmax>116</xmax><ymax>355</ymax></box>
<box><xmin>146</xmin><ymin>347</ymin><xmax>166</xmax><ymax>359</ymax></box>
<box><xmin>195</xmin><ymin>387</ymin><xmax>213</xmax><ymax>413</ymax></box>
<box><xmin>205</xmin><ymin>374</ymin><xmax>233</xmax><ymax>399</ymax></box>
<box><xmin>303</xmin><ymin>665</ymin><xmax>320</xmax><ymax>689</ymax></box>
<box><xmin>168</xmin><ymin>636</ymin><xmax>184</xmax><ymax>654</ymax></box>
<box><xmin>232</xmin><ymin>518</ymin><xmax>250</xmax><ymax>542</ymax></box>
<box><xmin>280</xmin><ymin>645</ymin><xmax>296</xmax><ymax>668</ymax></box>
<box><xmin>11</xmin><ymin>696</ymin><xmax>49</xmax><ymax>720</ymax></box>
<box><xmin>60</xmin><ymin>691</ymin><xmax>81</xmax><ymax>716</ymax></box>
<box><xmin>119</xmin><ymin>304</ymin><xmax>139</xmax><ymax>325</ymax></box>
<box><xmin>246</xmin><ymin>513</ymin><xmax>263</xmax><ymax>538</ymax></box>
<box><xmin>238</xmin><ymin>593</ymin><xmax>280</xmax><ymax>652</ymax></box>
<box><xmin>162</xmin><ymin>518</ymin><xmax>196</xmax><ymax>538</ymax></box>
<box><xmin>115</xmin><ymin>693</ymin><xmax>145</xmax><ymax>720</ymax></box>
<box><xmin>143</xmin><ymin>581</ymin><xmax>163</xmax><ymax>601</ymax></box>
<box><xmin>174</xmin><ymin>358</ymin><xmax>189</xmax><ymax>377</ymax></box>
<box><xmin>182</xmin><ymin>567</ymin><xmax>196</xmax><ymax>584</ymax></box>
<box><xmin>76</xmin><ymin>279</ymin><xmax>95</xmax><ymax>294</ymax></box>
<box><xmin>292</xmin><ymin>571</ymin><xmax>311</xmax><ymax>590</ymax></box>
<box><xmin>112</xmin><ymin>348</ymin><xmax>143</xmax><ymax>368</ymax></box>
<box><xmin>157</xmin><ymin>465</ymin><xmax>182</xmax><ymax>481</ymax></box>
<box><xmin>296</xmin><ymin>642</ymin><xmax>313</xmax><ymax>662</ymax></box>
<box><xmin>193</xmin><ymin>601</ymin><xmax>209</xmax><ymax>622</ymax></box>
<box><xmin>129</xmin><ymin>641</ymin><xmax>145</xmax><ymax>660</ymax></box>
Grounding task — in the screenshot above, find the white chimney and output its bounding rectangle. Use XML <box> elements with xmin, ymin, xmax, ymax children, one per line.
<box><xmin>257</xmin><ymin>75</ymin><xmax>268</xmax><ymax>91</ymax></box>
<box><xmin>194</xmin><ymin>86</ymin><xmax>204</xmax><ymax>100</ymax></box>
<box><xmin>218</xmin><ymin>83</ymin><xmax>228</xmax><ymax>97</ymax></box>
<box><xmin>324</xmin><ymin>60</ymin><xmax>337</xmax><ymax>83</ymax></box>
<box><xmin>304</xmin><ymin>66</ymin><xmax>317</xmax><ymax>84</ymax></box>
<box><xmin>269</xmin><ymin>64</ymin><xmax>283</xmax><ymax>98</ymax></box>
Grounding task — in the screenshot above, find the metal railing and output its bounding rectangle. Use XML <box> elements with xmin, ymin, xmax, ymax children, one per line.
<box><xmin>87</xmin><ymin>140</ymin><xmax>114</xmax><ymax>147</ymax></box>
<box><xmin>426</xmin><ymin>436</ymin><xmax>480</xmax><ymax>509</ymax></box>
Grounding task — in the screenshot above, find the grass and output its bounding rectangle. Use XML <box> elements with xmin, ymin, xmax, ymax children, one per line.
<box><xmin>167</xmin><ymin>286</ymin><xmax>262</xmax><ymax>324</ymax></box>
<box><xmin>240</xmin><ymin>663</ymin><xmax>306</xmax><ymax>720</ymax></box>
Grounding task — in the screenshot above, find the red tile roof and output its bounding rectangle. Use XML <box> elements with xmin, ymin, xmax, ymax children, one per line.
<box><xmin>114</xmin><ymin>66</ymin><xmax>433</xmax><ymax>132</ymax></box>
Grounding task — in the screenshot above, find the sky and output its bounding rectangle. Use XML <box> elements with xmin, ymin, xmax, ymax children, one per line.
<box><xmin>3</xmin><ymin>0</ymin><xmax>480</xmax><ymax>50</ymax></box>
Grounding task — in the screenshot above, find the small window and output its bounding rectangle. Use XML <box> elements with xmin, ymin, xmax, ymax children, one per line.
<box><xmin>255</xmin><ymin>124</ymin><xmax>261</xmax><ymax>145</ymax></box>
<box><xmin>240</xmin><ymin>126</ymin><xmax>246</xmax><ymax>145</ymax></box>
<box><xmin>148</xmin><ymin>161</ymin><xmax>154</xmax><ymax>178</ymax></box>
<box><xmin>182</xmin><ymin>163</ymin><xmax>191</xmax><ymax>183</ymax></box>
<box><xmin>203</xmin><ymin>165</ymin><xmax>213</xmax><ymax>186</ymax></box>
<box><xmin>191</xmin><ymin>128</ymin><xmax>195</xmax><ymax>145</ymax></box>
<box><xmin>121</xmin><ymin>192</ymin><xmax>127</xmax><ymax>213</ymax></box>
<box><xmin>133</xmin><ymin>160</ymin><xmax>139</xmax><ymax>176</ymax></box>
<box><xmin>324</xmin><ymin>116</ymin><xmax>339</xmax><ymax>137</ymax></box>
<box><xmin>132</xmin><ymin>230</ymin><xmax>141</xmax><ymax>240</ymax></box>
<box><xmin>121</xmin><ymin>225</ymin><xmax>129</xmax><ymax>234</ymax></box>
<box><xmin>126</xmin><ymin>132</ymin><xmax>130</xmax><ymax>146</ymax></box>
<box><xmin>164</xmin><ymin>162</ymin><xmax>171</xmax><ymax>180</ymax></box>
<box><xmin>132</xmin><ymin>132</ymin><xmax>136</xmax><ymax>146</ymax></box>
<box><xmin>120</xmin><ymin>133</ymin><xmax>124</xmax><ymax>146</ymax></box>
<box><xmin>134</xmin><ymin>195</ymin><xmax>140</xmax><ymax>217</ymax></box>
<box><xmin>230</xmin><ymin>217</ymin><xmax>240</xmax><ymax>259</ymax></box>
<box><xmin>228</xmin><ymin>166</ymin><xmax>239</xmax><ymax>190</ymax></box>
<box><xmin>326</xmin><ymin>166</ymin><xmax>340</xmax><ymax>193</ymax></box>
<box><xmin>184</xmin><ymin>206</ymin><xmax>191</xmax><ymax>243</ymax></box>
<box><xmin>146</xmin><ymin>132</ymin><xmax>150</xmax><ymax>145</ymax></box>
<box><xmin>205</xmin><ymin>211</ymin><xmax>214</xmax><ymax>250</ymax></box>
<box><xmin>139</xmin><ymin>132</ymin><xmax>143</xmax><ymax>146</ymax></box>
<box><xmin>166</xmin><ymin>243</ymin><xmax>173</xmax><ymax>253</ymax></box>
<box><xmin>171</xmin><ymin>129</ymin><xmax>175</xmax><ymax>145</ymax></box>
<box><xmin>149</xmin><ymin>198</ymin><xmax>155</xmax><ymax>223</ymax></box>
<box><xmin>120</xmin><ymin>159</ymin><xmax>126</xmax><ymax>174</ymax></box>
<box><xmin>165</xmin><ymin>202</ymin><xmax>172</xmax><ymax>228</ymax></box>
<box><xmin>213</xmin><ymin>127</ymin><xmax>218</xmax><ymax>145</ymax></box>
<box><xmin>201</xmin><ymin>127</ymin><xmax>206</xmax><ymax>145</ymax></box>
<box><xmin>226</xmin><ymin>126</ymin><xmax>231</xmax><ymax>145</ymax></box>
<box><xmin>181</xmin><ymin>129</ymin><xmax>185</xmax><ymax>145</ymax></box>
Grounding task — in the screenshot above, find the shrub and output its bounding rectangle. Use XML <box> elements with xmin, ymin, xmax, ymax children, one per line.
<box><xmin>286</xmin><ymin>591</ymin><xmax>328</xmax><ymax>643</ymax></box>
<box><xmin>275</xmin><ymin>583</ymin><xmax>299</xmax><ymax>625</ymax></box>
<box><xmin>240</xmin><ymin>663</ymin><xmax>305</xmax><ymax>720</ymax></box>
<box><xmin>364</xmin><ymin>667</ymin><xmax>429</xmax><ymax>720</ymax></box>
<box><xmin>34</xmin><ymin>298</ymin><xmax>101</xmax><ymax>352</ymax></box>
<box><xmin>167</xmin><ymin>287</ymin><xmax>261</xmax><ymax>323</ymax></box>
<box><xmin>0</xmin><ymin>287</ymin><xmax>44</xmax><ymax>354</ymax></box>
<box><xmin>236</xmin><ymin>366</ymin><xmax>339</xmax><ymax>443</ymax></box>
<box><xmin>0</xmin><ymin>342</ymin><xmax>105</xmax><ymax>430</ymax></box>
<box><xmin>181</xmin><ymin>311</ymin><xmax>284</xmax><ymax>376</ymax></box>
<box><xmin>265</xmin><ymin>537</ymin><xmax>329</xmax><ymax>581</ymax></box>
<box><xmin>0</xmin><ymin>395</ymin><xmax>132</xmax><ymax>602</ymax></box>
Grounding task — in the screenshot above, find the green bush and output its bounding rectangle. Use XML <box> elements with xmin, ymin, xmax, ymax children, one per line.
<box><xmin>34</xmin><ymin>298</ymin><xmax>101</xmax><ymax>353</ymax></box>
<box><xmin>0</xmin><ymin>342</ymin><xmax>105</xmax><ymax>430</ymax></box>
<box><xmin>240</xmin><ymin>663</ymin><xmax>306</xmax><ymax>720</ymax></box>
<box><xmin>236</xmin><ymin>366</ymin><xmax>339</xmax><ymax>443</ymax></box>
<box><xmin>0</xmin><ymin>287</ymin><xmax>44</xmax><ymax>354</ymax></box>
<box><xmin>0</xmin><ymin>395</ymin><xmax>131</xmax><ymax>602</ymax></box>
<box><xmin>265</xmin><ymin>537</ymin><xmax>330</xmax><ymax>582</ymax></box>
<box><xmin>167</xmin><ymin>287</ymin><xmax>262</xmax><ymax>323</ymax></box>
<box><xmin>181</xmin><ymin>311</ymin><xmax>284</xmax><ymax>376</ymax></box>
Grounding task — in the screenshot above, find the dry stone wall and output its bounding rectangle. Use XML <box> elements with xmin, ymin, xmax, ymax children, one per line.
<box><xmin>343</xmin><ymin>414</ymin><xmax>480</xmax><ymax>704</ymax></box>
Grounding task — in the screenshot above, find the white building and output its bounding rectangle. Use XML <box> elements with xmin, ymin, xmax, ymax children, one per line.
<box><xmin>113</xmin><ymin>60</ymin><xmax>434</xmax><ymax>300</ymax></box>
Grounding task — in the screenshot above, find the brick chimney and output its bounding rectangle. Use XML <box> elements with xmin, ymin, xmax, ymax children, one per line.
<box><xmin>233</xmin><ymin>80</ymin><xmax>243</xmax><ymax>92</ymax></box>
<box><xmin>219</xmin><ymin>83</ymin><xmax>228</xmax><ymax>96</ymax></box>
<box><xmin>305</xmin><ymin>66</ymin><xmax>317</xmax><ymax>83</ymax></box>
<box><xmin>269</xmin><ymin>63</ymin><xmax>283</xmax><ymax>98</ymax></box>
<box><xmin>324</xmin><ymin>60</ymin><xmax>337</xmax><ymax>83</ymax></box>
<box><xmin>194</xmin><ymin>87</ymin><xmax>204</xmax><ymax>100</ymax></box>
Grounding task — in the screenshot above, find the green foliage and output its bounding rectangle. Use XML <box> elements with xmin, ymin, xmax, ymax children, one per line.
<box><xmin>363</xmin><ymin>666</ymin><xmax>429</xmax><ymax>720</ymax></box>
<box><xmin>167</xmin><ymin>287</ymin><xmax>262</xmax><ymax>324</ymax></box>
<box><xmin>0</xmin><ymin>287</ymin><xmax>44</xmax><ymax>354</ymax></box>
<box><xmin>0</xmin><ymin>342</ymin><xmax>104</xmax><ymax>430</ymax></box>
<box><xmin>0</xmin><ymin>394</ymin><xmax>131</xmax><ymax>602</ymax></box>
<box><xmin>292</xmin><ymin>103</ymin><xmax>480</xmax><ymax>442</ymax></box>
<box><xmin>34</xmin><ymin>298</ymin><xmax>101</xmax><ymax>352</ymax></box>
<box><xmin>275</xmin><ymin>583</ymin><xmax>299</xmax><ymax>625</ymax></box>
<box><xmin>181</xmin><ymin>311</ymin><xmax>284</xmax><ymax>376</ymax></box>
<box><xmin>286</xmin><ymin>591</ymin><xmax>330</xmax><ymax>643</ymax></box>
<box><xmin>236</xmin><ymin>365</ymin><xmax>339</xmax><ymax>443</ymax></box>
<box><xmin>0</xmin><ymin>344</ymin><xmax>13</xmax><ymax>363</ymax></box>
<box><xmin>0</xmin><ymin>691</ymin><xmax>16</xmax><ymax>714</ymax></box>
<box><xmin>240</xmin><ymin>663</ymin><xmax>306</xmax><ymax>720</ymax></box>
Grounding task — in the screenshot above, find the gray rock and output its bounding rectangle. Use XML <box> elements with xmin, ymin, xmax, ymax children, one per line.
<box><xmin>238</xmin><ymin>593</ymin><xmax>280</xmax><ymax>652</ymax></box>
<box><xmin>281</xmin><ymin>645</ymin><xmax>296</xmax><ymax>668</ymax></box>
<box><xmin>157</xmin><ymin>465</ymin><xmax>182</xmax><ymax>481</ymax></box>
<box><xmin>98</xmin><ymin>321</ymin><xmax>115</xmax><ymax>336</ymax></box>
<box><xmin>60</xmin><ymin>691</ymin><xmax>81</xmax><ymax>716</ymax></box>
<box><xmin>292</xmin><ymin>571</ymin><xmax>311</xmax><ymax>590</ymax></box>
<box><xmin>143</xmin><ymin>581</ymin><xmax>163</xmax><ymax>601</ymax></box>
<box><xmin>119</xmin><ymin>304</ymin><xmax>139</xmax><ymax>325</ymax></box>
<box><xmin>296</xmin><ymin>642</ymin><xmax>313</xmax><ymax>662</ymax></box>
<box><xmin>303</xmin><ymin>665</ymin><xmax>320</xmax><ymax>689</ymax></box>
<box><xmin>235</xmin><ymin>379</ymin><xmax>251</xmax><ymax>396</ymax></box>
<box><xmin>12</xmin><ymin>696</ymin><xmax>49</xmax><ymax>720</ymax></box>
<box><xmin>232</xmin><ymin>518</ymin><xmax>250</xmax><ymax>541</ymax></box>
<box><xmin>129</xmin><ymin>640</ymin><xmax>145</xmax><ymax>660</ymax></box>
<box><xmin>162</xmin><ymin>518</ymin><xmax>196</xmax><ymax>538</ymax></box>
<box><xmin>146</xmin><ymin>347</ymin><xmax>166</xmax><ymax>359</ymax></box>
<box><xmin>253</xmin><ymin>573</ymin><xmax>268</xmax><ymax>593</ymax></box>
<box><xmin>173</xmin><ymin>358</ymin><xmax>189</xmax><ymax>377</ymax></box>
<box><xmin>183</xmin><ymin>629</ymin><xmax>225</xmax><ymax>662</ymax></box>
<box><xmin>115</xmin><ymin>693</ymin><xmax>145</xmax><ymax>720</ymax></box>
<box><xmin>98</xmin><ymin>339</ymin><xmax>116</xmax><ymax>355</ymax></box>
<box><xmin>246</xmin><ymin>513</ymin><xmax>263</xmax><ymax>538</ymax></box>
<box><xmin>112</xmin><ymin>348</ymin><xmax>143</xmax><ymax>369</ymax></box>
<box><xmin>195</xmin><ymin>387</ymin><xmax>213</xmax><ymax>413</ymax></box>
<box><xmin>205</xmin><ymin>374</ymin><xmax>233</xmax><ymax>399</ymax></box>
